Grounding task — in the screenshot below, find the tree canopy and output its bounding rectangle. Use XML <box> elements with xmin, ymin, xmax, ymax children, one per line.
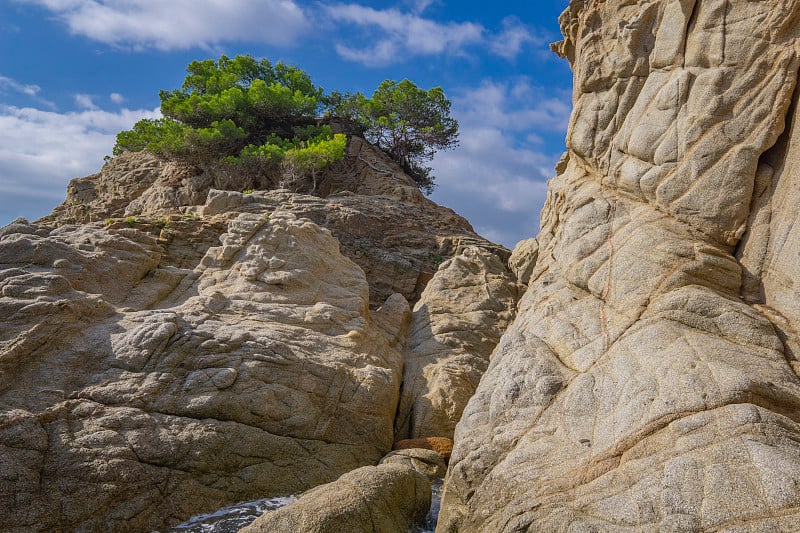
<box><xmin>331</xmin><ymin>80</ymin><xmax>459</xmax><ymax>194</ymax></box>
<box><xmin>114</xmin><ymin>55</ymin><xmax>458</xmax><ymax>194</ymax></box>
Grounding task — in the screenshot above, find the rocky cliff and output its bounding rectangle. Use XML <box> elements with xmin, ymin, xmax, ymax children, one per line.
<box><xmin>0</xmin><ymin>136</ymin><xmax>518</xmax><ymax>531</ymax></box>
<box><xmin>7</xmin><ymin>2</ymin><xmax>800</xmax><ymax>531</ymax></box>
<box><xmin>438</xmin><ymin>0</ymin><xmax>800</xmax><ymax>531</ymax></box>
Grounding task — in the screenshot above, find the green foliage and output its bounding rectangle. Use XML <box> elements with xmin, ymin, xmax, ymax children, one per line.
<box><xmin>325</xmin><ymin>91</ymin><xmax>369</xmax><ymax>131</ymax></box>
<box><xmin>159</xmin><ymin>55</ymin><xmax>323</xmax><ymax>132</ymax></box>
<box><xmin>282</xmin><ymin>133</ymin><xmax>347</xmax><ymax>191</ymax></box>
<box><xmin>430</xmin><ymin>252</ymin><xmax>445</xmax><ymax>269</ymax></box>
<box><xmin>329</xmin><ymin>80</ymin><xmax>458</xmax><ymax>194</ymax></box>
<box><xmin>113</xmin><ymin>54</ymin><xmax>333</xmax><ymax>184</ymax></box>
<box><xmin>114</xmin><ymin>118</ymin><xmax>189</xmax><ymax>156</ymax></box>
<box><xmin>113</xmin><ymin>55</ymin><xmax>457</xmax><ymax>194</ymax></box>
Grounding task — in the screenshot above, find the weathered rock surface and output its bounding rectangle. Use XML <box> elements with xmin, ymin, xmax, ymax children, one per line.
<box><xmin>439</xmin><ymin>1</ymin><xmax>800</xmax><ymax>531</ymax></box>
<box><xmin>380</xmin><ymin>448</ymin><xmax>448</xmax><ymax>481</ymax></box>
<box><xmin>47</xmin><ymin>136</ymin><xmax>505</xmax><ymax>308</ymax></box>
<box><xmin>239</xmin><ymin>463</ymin><xmax>431</xmax><ymax>533</ymax></box>
<box><xmin>508</xmin><ymin>237</ymin><xmax>539</xmax><ymax>286</ymax></box>
<box><xmin>1</xmin><ymin>132</ymin><xmax>513</xmax><ymax>531</ymax></box>
<box><xmin>0</xmin><ymin>211</ymin><xmax>410</xmax><ymax>531</ymax></box>
<box><xmin>394</xmin><ymin>247</ymin><xmax>520</xmax><ymax>440</ymax></box>
<box><xmin>393</xmin><ymin>437</ymin><xmax>455</xmax><ymax>462</ymax></box>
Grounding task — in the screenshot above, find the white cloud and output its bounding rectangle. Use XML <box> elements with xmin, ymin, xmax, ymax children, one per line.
<box><xmin>324</xmin><ymin>4</ymin><xmax>484</xmax><ymax>66</ymax></box>
<box><xmin>452</xmin><ymin>80</ymin><xmax>571</xmax><ymax>133</ymax></box>
<box><xmin>0</xmin><ymin>75</ymin><xmax>41</xmax><ymax>96</ymax></box>
<box><xmin>18</xmin><ymin>0</ymin><xmax>309</xmax><ymax>50</ymax></box>
<box><xmin>324</xmin><ymin>4</ymin><xmax>546</xmax><ymax>66</ymax></box>
<box><xmin>408</xmin><ymin>0</ymin><xmax>435</xmax><ymax>14</ymax></box>
<box><xmin>0</xmin><ymin>104</ymin><xmax>160</xmax><ymax>225</ymax></box>
<box><xmin>429</xmin><ymin>80</ymin><xmax>571</xmax><ymax>248</ymax></box>
<box><xmin>0</xmin><ymin>74</ymin><xmax>55</xmax><ymax>109</ymax></box>
<box><xmin>74</xmin><ymin>93</ymin><xmax>98</xmax><ymax>110</ymax></box>
<box><xmin>110</xmin><ymin>93</ymin><xmax>126</xmax><ymax>104</ymax></box>
<box><xmin>489</xmin><ymin>17</ymin><xmax>543</xmax><ymax>60</ymax></box>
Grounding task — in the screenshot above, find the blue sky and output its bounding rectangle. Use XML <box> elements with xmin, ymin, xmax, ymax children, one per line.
<box><xmin>0</xmin><ymin>0</ymin><xmax>572</xmax><ymax>248</ymax></box>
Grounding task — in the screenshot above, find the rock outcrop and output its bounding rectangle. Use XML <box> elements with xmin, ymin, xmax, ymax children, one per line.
<box><xmin>438</xmin><ymin>1</ymin><xmax>800</xmax><ymax>531</ymax></box>
<box><xmin>394</xmin><ymin>247</ymin><xmax>521</xmax><ymax>440</ymax></box>
<box><xmin>0</xmin><ymin>212</ymin><xmax>408</xmax><ymax>531</ymax></box>
<box><xmin>0</xmin><ymin>133</ymin><xmax>515</xmax><ymax>531</ymax></box>
<box><xmin>240</xmin><ymin>463</ymin><xmax>431</xmax><ymax>533</ymax></box>
<box><xmin>48</xmin><ymin>136</ymin><xmax>505</xmax><ymax>308</ymax></box>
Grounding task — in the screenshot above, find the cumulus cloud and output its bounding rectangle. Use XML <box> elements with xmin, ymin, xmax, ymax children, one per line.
<box><xmin>326</xmin><ymin>4</ymin><xmax>483</xmax><ymax>66</ymax></box>
<box><xmin>74</xmin><ymin>93</ymin><xmax>98</xmax><ymax>110</ymax></box>
<box><xmin>489</xmin><ymin>17</ymin><xmax>545</xmax><ymax>60</ymax></box>
<box><xmin>110</xmin><ymin>93</ymin><xmax>126</xmax><ymax>104</ymax></box>
<box><xmin>429</xmin><ymin>80</ymin><xmax>571</xmax><ymax>247</ymax></box>
<box><xmin>0</xmin><ymin>104</ymin><xmax>159</xmax><ymax>225</ymax></box>
<box><xmin>18</xmin><ymin>0</ymin><xmax>309</xmax><ymax>50</ymax></box>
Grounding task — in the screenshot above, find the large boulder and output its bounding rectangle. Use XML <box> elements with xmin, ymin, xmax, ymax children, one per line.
<box><xmin>438</xmin><ymin>1</ymin><xmax>800</xmax><ymax>531</ymax></box>
<box><xmin>240</xmin><ymin>463</ymin><xmax>431</xmax><ymax>533</ymax></box>
<box><xmin>0</xmin><ymin>211</ymin><xmax>409</xmax><ymax>532</ymax></box>
<box><xmin>394</xmin><ymin>246</ymin><xmax>521</xmax><ymax>440</ymax></box>
<box><xmin>380</xmin><ymin>448</ymin><xmax>448</xmax><ymax>480</ymax></box>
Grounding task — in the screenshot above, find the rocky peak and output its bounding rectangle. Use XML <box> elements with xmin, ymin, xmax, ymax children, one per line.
<box><xmin>44</xmin><ymin>134</ymin><xmax>504</xmax><ymax>308</ymax></box>
<box><xmin>0</xmin><ymin>132</ymin><xmax>520</xmax><ymax>531</ymax></box>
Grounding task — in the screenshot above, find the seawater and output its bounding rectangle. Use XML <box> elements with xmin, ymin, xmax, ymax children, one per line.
<box><xmin>161</xmin><ymin>495</ymin><xmax>297</xmax><ymax>533</ymax></box>
<box><xmin>162</xmin><ymin>477</ymin><xmax>444</xmax><ymax>532</ymax></box>
<box><xmin>414</xmin><ymin>478</ymin><xmax>444</xmax><ymax>533</ymax></box>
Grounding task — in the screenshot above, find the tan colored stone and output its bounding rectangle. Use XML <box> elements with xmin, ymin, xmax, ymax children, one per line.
<box><xmin>393</xmin><ymin>437</ymin><xmax>454</xmax><ymax>462</ymax></box>
<box><xmin>46</xmin><ymin>137</ymin><xmax>506</xmax><ymax>309</ymax></box>
<box><xmin>440</xmin><ymin>1</ymin><xmax>800</xmax><ymax>531</ymax></box>
<box><xmin>240</xmin><ymin>463</ymin><xmax>431</xmax><ymax>533</ymax></box>
<box><xmin>395</xmin><ymin>247</ymin><xmax>521</xmax><ymax>440</ymax></box>
<box><xmin>1</xmin><ymin>129</ymin><xmax>511</xmax><ymax>531</ymax></box>
<box><xmin>380</xmin><ymin>448</ymin><xmax>447</xmax><ymax>480</ymax></box>
<box><xmin>508</xmin><ymin>237</ymin><xmax>539</xmax><ymax>285</ymax></box>
<box><xmin>0</xmin><ymin>211</ymin><xmax>408</xmax><ymax>532</ymax></box>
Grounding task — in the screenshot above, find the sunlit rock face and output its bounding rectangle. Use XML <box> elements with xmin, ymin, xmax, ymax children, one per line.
<box><xmin>0</xmin><ymin>212</ymin><xmax>408</xmax><ymax>532</ymax></box>
<box><xmin>438</xmin><ymin>1</ymin><xmax>800</xmax><ymax>531</ymax></box>
<box><xmin>395</xmin><ymin>247</ymin><xmax>521</xmax><ymax>441</ymax></box>
<box><xmin>0</xmin><ymin>132</ymin><xmax>516</xmax><ymax>531</ymax></box>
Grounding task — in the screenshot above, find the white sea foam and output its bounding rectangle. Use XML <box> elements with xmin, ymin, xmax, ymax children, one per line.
<box><xmin>159</xmin><ymin>476</ymin><xmax>444</xmax><ymax>532</ymax></box>
<box><xmin>414</xmin><ymin>478</ymin><xmax>444</xmax><ymax>533</ymax></box>
<box><xmin>160</xmin><ymin>495</ymin><xmax>297</xmax><ymax>533</ymax></box>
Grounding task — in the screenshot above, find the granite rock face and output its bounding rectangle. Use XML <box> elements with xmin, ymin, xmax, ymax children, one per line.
<box><xmin>49</xmin><ymin>136</ymin><xmax>505</xmax><ymax>308</ymax></box>
<box><xmin>395</xmin><ymin>247</ymin><xmax>521</xmax><ymax>440</ymax></box>
<box><xmin>0</xmin><ymin>212</ymin><xmax>408</xmax><ymax>532</ymax></box>
<box><xmin>0</xmin><ymin>134</ymin><xmax>514</xmax><ymax>531</ymax></box>
<box><xmin>439</xmin><ymin>1</ymin><xmax>800</xmax><ymax>531</ymax></box>
<box><xmin>240</xmin><ymin>463</ymin><xmax>431</xmax><ymax>533</ymax></box>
